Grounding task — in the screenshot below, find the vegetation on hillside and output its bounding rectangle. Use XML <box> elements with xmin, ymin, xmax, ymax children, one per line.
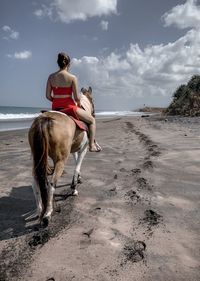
<box><xmin>165</xmin><ymin>75</ymin><xmax>200</xmax><ymax>116</ymax></box>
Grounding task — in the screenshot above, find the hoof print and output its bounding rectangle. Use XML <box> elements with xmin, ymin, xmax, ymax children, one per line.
<box><xmin>122</xmin><ymin>240</ymin><xmax>146</xmax><ymax>264</ymax></box>
<box><xmin>143</xmin><ymin>209</ymin><xmax>162</xmax><ymax>227</ymax></box>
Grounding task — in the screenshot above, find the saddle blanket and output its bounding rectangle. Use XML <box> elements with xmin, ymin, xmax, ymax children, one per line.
<box><xmin>40</xmin><ymin>110</ymin><xmax>88</xmax><ymax>132</ymax></box>
<box><xmin>69</xmin><ymin>116</ymin><xmax>88</xmax><ymax>131</ymax></box>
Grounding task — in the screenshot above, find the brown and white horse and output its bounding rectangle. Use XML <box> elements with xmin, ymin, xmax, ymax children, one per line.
<box><xmin>28</xmin><ymin>87</ymin><xmax>94</xmax><ymax>226</ymax></box>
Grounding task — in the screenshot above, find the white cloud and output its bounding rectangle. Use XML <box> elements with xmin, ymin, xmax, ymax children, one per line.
<box><xmin>2</xmin><ymin>25</ymin><xmax>19</xmax><ymax>40</ymax></box>
<box><xmin>34</xmin><ymin>0</ymin><xmax>117</xmax><ymax>23</ymax></box>
<box><xmin>10</xmin><ymin>31</ymin><xmax>19</xmax><ymax>39</ymax></box>
<box><xmin>2</xmin><ymin>25</ymin><xmax>11</xmax><ymax>32</ymax></box>
<box><xmin>34</xmin><ymin>9</ymin><xmax>44</xmax><ymax>17</ymax></box>
<box><xmin>34</xmin><ymin>4</ymin><xmax>52</xmax><ymax>19</ymax></box>
<box><xmin>69</xmin><ymin>0</ymin><xmax>200</xmax><ymax>109</ymax></box>
<box><xmin>100</xmin><ymin>20</ymin><xmax>109</xmax><ymax>30</ymax></box>
<box><xmin>72</xmin><ymin>28</ymin><xmax>200</xmax><ymax>106</ymax></box>
<box><xmin>163</xmin><ymin>0</ymin><xmax>200</xmax><ymax>29</ymax></box>
<box><xmin>32</xmin><ymin>0</ymin><xmax>200</xmax><ymax>109</ymax></box>
<box><xmin>7</xmin><ymin>50</ymin><xmax>32</xmax><ymax>60</ymax></box>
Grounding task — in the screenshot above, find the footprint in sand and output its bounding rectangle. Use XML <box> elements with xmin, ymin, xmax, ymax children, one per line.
<box><xmin>89</xmin><ymin>206</ymin><xmax>102</xmax><ymax>215</ymax></box>
<box><xmin>106</xmin><ymin>186</ymin><xmax>117</xmax><ymax>197</ymax></box>
<box><xmin>119</xmin><ymin>168</ymin><xmax>127</xmax><ymax>172</ymax></box>
<box><xmin>141</xmin><ymin>209</ymin><xmax>163</xmax><ymax>232</ymax></box>
<box><xmin>80</xmin><ymin>229</ymin><xmax>94</xmax><ymax>249</ymax></box>
<box><xmin>125</xmin><ymin>190</ymin><xmax>140</xmax><ymax>204</ymax></box>
<box><xmin>131</xmin><ymin>168</ymin><xmax>141</xmax><ymax>175</ymax></box>
<box><xmin>142</xmin><ymin>159</ymin><xmax>153</xmax><ymax>169</ymax></box>
<box><xmin>28</xmin><ymin>229</ymin><xmax>50</xmax><ymax>248</ymax></box>
<box><xmin>83</xmin><ymin>228</ymin><xmax>94</xmax><ymax>238</ymax></box>
<box><xmin>122</xmin><ymin>240</ymin><xmax>146</xmax><ymax>264</ymax></box>
<box><xmin>137</xmin><ymin>177</ymin><xmax>148</xmax><ymax>189</ymax></box>
<box><xmin>149</xmin><ymin>150</ymin><xmax>161</xmax><ymax>157</ymax></box>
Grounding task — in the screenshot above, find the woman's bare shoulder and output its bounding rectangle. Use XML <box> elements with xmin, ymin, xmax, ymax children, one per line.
<box><xmin>48</xmin><ymin>71</ymin><xmax>59</xmax><ymax>80</ymax></box>
<box><xmin>67</xmin><ymin>72</ymin><xmax>77</xmax><ymax>80</ymax></box>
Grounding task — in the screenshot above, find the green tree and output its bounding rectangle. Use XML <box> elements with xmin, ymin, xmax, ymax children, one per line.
<box><xmin>173</xmin><ymin>84</ymin><xmax>186</xmax><ymax>100</ymax></box>
<box><xmin>166</xmin><ymin>74</ymin><xmax>200</xmax><ymax>116</ymax></box>
<box><xmin>187</xmin><ymin>75</ymin><xmax>200</xmax><ymax>93</ymax></box>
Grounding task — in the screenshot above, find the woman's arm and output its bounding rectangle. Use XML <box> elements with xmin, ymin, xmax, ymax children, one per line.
<box><xmin>46</xmin><ymin>76</ymin><xmax>53</xmax><ymax>102</ymax></box>
<box><xmin>72</xmin><ymin>75</ymin><xmax>81</xmax><ymax>107</ymax></box>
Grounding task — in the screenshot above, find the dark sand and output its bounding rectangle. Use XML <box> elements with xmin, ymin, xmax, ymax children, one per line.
<box><xmin>0</xmin><ymin>116</ymin><xmax>199</xmax><ymax>281</ymax></box>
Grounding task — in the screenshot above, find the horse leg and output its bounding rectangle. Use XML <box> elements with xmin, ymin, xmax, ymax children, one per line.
<box><xmin>71</xmin><ymin>132</ymin><xmax>88</xmax><ymax>194</ymax></box>
<box><xmin>24</xmin><ymin>178</ymin><xmax>43</xmax><ymax>221</ymax></box>
<box><xmin>43</xmin><ymin>160</ymin><xmax>65</xmax><ymax>223</ymax></box>
<box><xmin>32</xmin><ymin>178</ymin><xmax>43</xmax><ymax>215</ymax></box>
<box><xmin>41</xmin><ymin>184</ymin><xmax>55</xmax><ymax>226</ymax></box>
<box><xmin>72</xmin><ymin>152</ymin><xmax>82</xmax><ymax>184</ymax></box>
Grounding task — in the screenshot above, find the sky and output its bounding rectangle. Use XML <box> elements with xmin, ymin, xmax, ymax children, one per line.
<box><xmin>1</xmin><ymin>0</ymin><xmax>200</xmax><ymax>110</ymax></box>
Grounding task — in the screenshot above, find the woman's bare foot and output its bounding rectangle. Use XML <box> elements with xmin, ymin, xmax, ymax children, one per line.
<box><xmin>89</xmin><ymin>144</ymin><xmax>101</xmax><ymax>152</ymax></box>
<box><xmin>94</xmin><ymin>141</ymin><xmax>102</xmax><ymax>151</ymax></box>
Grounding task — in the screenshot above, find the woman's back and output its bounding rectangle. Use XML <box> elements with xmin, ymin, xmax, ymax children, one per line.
<box><xmin>49</xmin><ymin>70</ymin><xmax>75</xmax><ymax>88</ymax></box>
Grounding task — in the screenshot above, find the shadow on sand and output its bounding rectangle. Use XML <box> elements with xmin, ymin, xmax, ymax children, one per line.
<box><xmin>0</xmin><ymin>185</ymin><xmax>36</xmax><ymax>240</ymax></box>
<box><xmin>0</xmin><ymin>183</ymin><xmax>74</xmax><ymax>241</ymax></box>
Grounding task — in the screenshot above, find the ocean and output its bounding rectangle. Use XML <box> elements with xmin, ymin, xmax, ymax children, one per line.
<box><xmin>0</xmin><ymin>106</ymin><xmax>144</xmax><ymax>132</ymax></box>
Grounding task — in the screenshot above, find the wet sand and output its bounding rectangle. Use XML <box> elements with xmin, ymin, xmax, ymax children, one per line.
<box><xmin>0</xmin><ymin>116</ymin><xmax>199</xmax><ymax>281</ymax></box>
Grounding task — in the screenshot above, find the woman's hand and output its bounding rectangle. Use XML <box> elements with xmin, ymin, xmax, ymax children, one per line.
<box><xmin>76</xmin><ymin>98</ymin><xmax>81</xmax><ymax>108</ymax></box>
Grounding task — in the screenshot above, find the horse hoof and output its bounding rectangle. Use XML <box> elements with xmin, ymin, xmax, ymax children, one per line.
<box><xmin>78</xmin><ymin>177</ymin><xmax>83</xmax><ymax>184</ymax></box>
<box><xmin>72</xmin><ymin>189</ymin><xmax>78</xmax><ymax>196</ymax></box>
<box><xmin>77</xmin><ymin>175</ymin><xmax>83</xmax><ymax>184</ymax></box>
<box><xmin>42</xmin><ymin>216</ymin><xmax>50</xmax><ymax>227</ymax></box>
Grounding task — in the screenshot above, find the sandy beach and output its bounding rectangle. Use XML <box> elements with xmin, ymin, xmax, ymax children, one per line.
<box><xmin>0</xmin><ymin>116</ymin><xmax>199</xmax><ymax>281</ymax></box>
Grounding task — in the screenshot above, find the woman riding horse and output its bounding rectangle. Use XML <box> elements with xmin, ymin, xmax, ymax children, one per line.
<box><xmin>46</xmin><ymin>52</ymin><xmax>100</xmax><ymax>152</ymax></box>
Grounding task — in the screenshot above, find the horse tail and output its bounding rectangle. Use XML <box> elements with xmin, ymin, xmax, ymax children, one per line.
<box><xmin>30</xmin><ymin>116</ymin><xmax>53</xmax><ymax>214</ymax></box>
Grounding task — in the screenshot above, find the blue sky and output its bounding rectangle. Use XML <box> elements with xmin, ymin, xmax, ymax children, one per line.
<box><xmin>1</xmin><ymin>0</ymin><xmax>200</xmax><ymax>110</ymax></box>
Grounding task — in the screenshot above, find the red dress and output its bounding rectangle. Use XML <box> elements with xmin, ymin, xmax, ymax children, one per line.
<box><xmin>51</xmin><ymin>86</ymin><xmax>79</xmax><ymax>119</ymax></box>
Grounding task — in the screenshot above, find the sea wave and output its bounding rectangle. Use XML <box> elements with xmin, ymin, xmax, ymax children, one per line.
<box><xmin>0</xmin><ymin>110</ymin><xmax>145</xmax><ymax>132</ymax></box>
<box><xmin>0</xmin><ymin>111</ymin><xmax>143</xmax><ymax>120</ymax></box>
<box><xmin>0</xmin><ymin>113</ymin><xmax>40</xmax><ymax>120</ymax></box>
<box><xmin>96</xmin><ymin>111</ymin><xmax>142</xmax><ymax>116</ymax></box>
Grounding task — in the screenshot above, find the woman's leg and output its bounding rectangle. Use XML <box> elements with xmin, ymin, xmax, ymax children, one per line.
<box><xmin>76</xmin><ymin>108</ymin><xmax>97</xmax><ymax>151</ymax></box>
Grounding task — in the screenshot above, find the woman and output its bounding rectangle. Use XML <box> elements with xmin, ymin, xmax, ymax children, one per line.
<box><xmin>46</xmin><ymin>52</ymin><xmax>100</xmax><ymax>152</ymax></box>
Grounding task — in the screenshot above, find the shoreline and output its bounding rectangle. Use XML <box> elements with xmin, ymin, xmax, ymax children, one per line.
<box><xmin>0</xmin><ymin>111</ymin><xmax>148</xmax><ymax>132</ymax></box>
<box><xmin>0</xmin><ymin>116</ymin><xmax>199</xmax><ymax>281</ymax></box>
<box><xmin>1</xmin><ymin>112</ymin><xmax>199</xmax><ymax>133</ymax></box>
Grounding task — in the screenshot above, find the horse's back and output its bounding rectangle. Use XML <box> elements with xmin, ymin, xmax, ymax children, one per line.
<box><xmin>45</xmin><ymin>111</ymin><xmax>76</xmax><ymax>138</ymax></box>
<box><xmin>30</xmin><ymin>111</ymin><xmax>85</xmax><ymax>156</ymax></box>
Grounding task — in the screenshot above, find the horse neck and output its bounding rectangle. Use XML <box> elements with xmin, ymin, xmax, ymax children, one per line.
<box><xmin>80</xmin><ymin>94</ymin><xmax>94</xmax><ymax>115</ymax></box>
